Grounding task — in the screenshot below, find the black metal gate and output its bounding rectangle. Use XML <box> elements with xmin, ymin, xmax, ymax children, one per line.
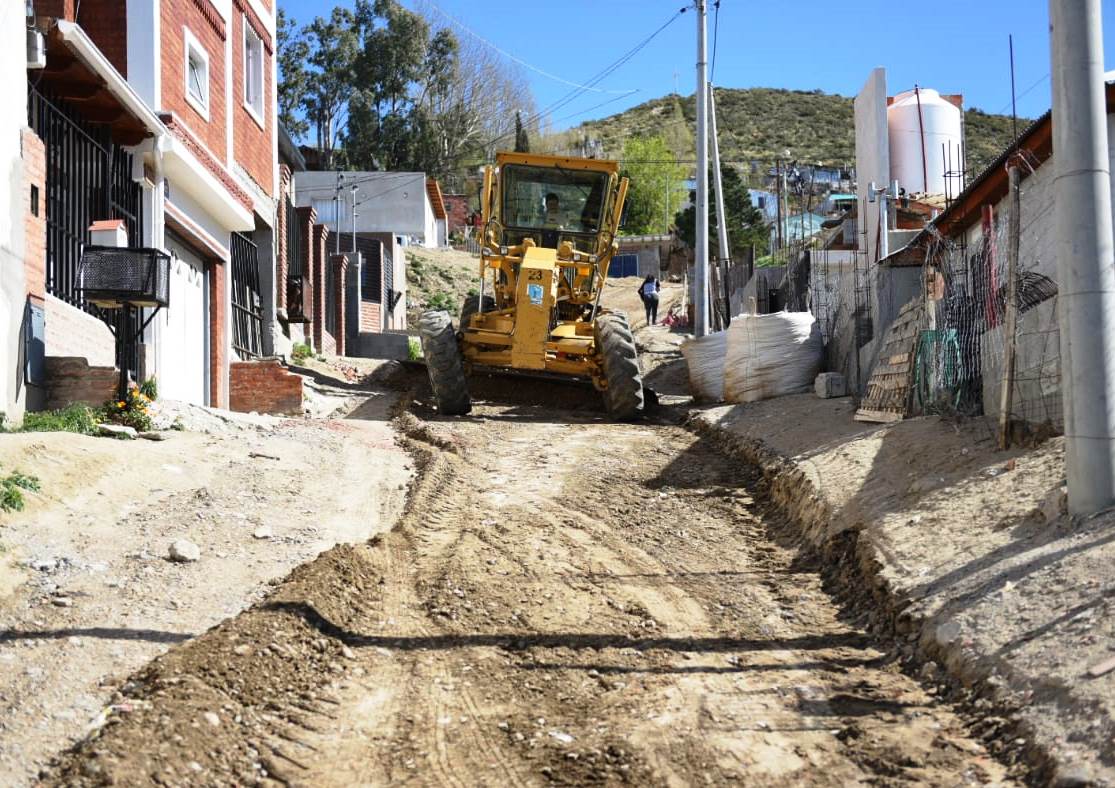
<box><xmin>231</xmin><ymin>232</ymin><xmax>263</xmax><ymax>359</ymax></box>
<box><xmin>28</xmin><ymin>83</ymin><xmax>145</xmax><ymax>377</ymax></box>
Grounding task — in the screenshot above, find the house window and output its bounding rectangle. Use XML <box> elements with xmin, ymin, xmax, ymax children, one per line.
<box><xmin>184</xmin><ymin>30</ymin><xmax>210</xmax><ymax>120</ymax></box>
<box><xmin>243</xmin><ymin>19</ymin><xmax>265</xmax><ymax>125</ymax></box>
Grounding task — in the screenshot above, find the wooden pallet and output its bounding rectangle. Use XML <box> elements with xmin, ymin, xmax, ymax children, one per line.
<box><xmin>854</xmin><ymin>299</ymin><xmax>926</xmax><ymax>423</ymax></box>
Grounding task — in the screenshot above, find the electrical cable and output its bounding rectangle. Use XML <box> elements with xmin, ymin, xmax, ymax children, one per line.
<box><xmin>473</xmin><ymin>6</ymin><xmax>688</xmax><ymax>154</ymax></box>
<box><xmin>710</xmin><ymin>0</ymin><xmax>720</xmax><ymax>84</ymax></box>
<box><xmin>419</xmin><ymin>0</ymin><xmax>634</xmax><ymax>95</ymax></box>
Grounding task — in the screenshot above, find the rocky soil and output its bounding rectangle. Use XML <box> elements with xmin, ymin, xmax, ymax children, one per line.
<box><xmin>39</xmin><ymin>380</ymin><xmax>1021</xmax><ymax>786</ymax></box>
<box><xmin>0</xmin><ymin>391</ymin><xmax>410</xmax><ymax>786</ymax></box>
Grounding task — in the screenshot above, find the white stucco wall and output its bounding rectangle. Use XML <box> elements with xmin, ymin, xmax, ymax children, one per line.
<box><xmin>294</xmin><ymin>172</ymin><xmax>431</xmax><ymax>240</ymax></box>
<box><xmin>0</xmin><ymin>5</ymin><xmax>27</xmax><ymax>423</ymax></box>
<box><xmin>855</xmin><ymin>68</ymin><xmax>890</xmax><ymax>269</ymax></box>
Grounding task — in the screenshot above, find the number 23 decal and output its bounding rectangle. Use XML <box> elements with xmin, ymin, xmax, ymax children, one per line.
<box><xmin>527</xmin><ymin>269</ymin><xmax>544</xmax><ymax>281</ymax></box>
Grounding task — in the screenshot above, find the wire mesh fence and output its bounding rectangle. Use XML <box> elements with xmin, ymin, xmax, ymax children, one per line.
<box><xmin>805</xmin><ymin>171</ymin><xmax>1061</xmax><ymax>438</ymax></box>
<box><xmin>917</xmin><ymin>165</ymin><xmax>1061</xmax><ymax>435</ymax></box>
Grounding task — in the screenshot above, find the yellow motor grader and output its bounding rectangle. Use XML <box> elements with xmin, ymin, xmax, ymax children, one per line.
<box><xmin>418</xmin><ymin>152</ymin><xmax>645</xmax><ymax>419</ymax></box>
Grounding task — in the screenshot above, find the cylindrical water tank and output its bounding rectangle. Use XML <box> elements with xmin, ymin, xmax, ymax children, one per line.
<box><xmin>887</xmin><ymin>87</ymin><xmax>963</xmax><ymax>195</ymax></box>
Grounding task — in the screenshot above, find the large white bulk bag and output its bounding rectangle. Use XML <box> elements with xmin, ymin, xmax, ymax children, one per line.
<box><xmin>681</xmin><ymin>331</ymin><xmax>728</xmax><ymax>402</ymax></box>
<box><xmin>723</xmin><ymin>312</ymin><xmax>823</xmax><ymax>403</ymax></box>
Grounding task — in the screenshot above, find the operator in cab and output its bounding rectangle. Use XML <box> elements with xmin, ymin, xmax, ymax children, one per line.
<box><xmin>543</xmin><ymin>192</ymin><xmax>563</xmax><ymax>228</ymax></box>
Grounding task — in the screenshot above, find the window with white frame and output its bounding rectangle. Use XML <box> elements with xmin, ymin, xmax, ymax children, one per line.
<box><xmin>243</xmin><ymin>19</ymin><xmax>265</xmax><ymax>124</ymax></box>
<box><xmin>184</xmin><ymin>30</ymin><xmax>209</xmax><ymax>119</ymax></box>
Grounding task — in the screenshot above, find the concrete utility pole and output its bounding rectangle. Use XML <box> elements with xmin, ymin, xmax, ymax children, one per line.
<box><xmin>351</xmin><ymin>184</ymin><xmax>358</xmax><ymax>254</ymax></box>
<box><xmin>709</xmin><ymin>83</ymin><xmax>731</xmax><ymax>271</ymax></box>
<box><xmin>694</xmin><ymin>0</ymin><xmax>710</xmax><ymax>337</ymax></box>
<box><xmin>1050</xmin><ymin>0</ymin><xmax>1115</xmax><ymax>515</ymax></box>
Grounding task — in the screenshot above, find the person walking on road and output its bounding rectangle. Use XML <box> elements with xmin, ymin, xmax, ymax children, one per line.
<box><xmin>639</xmin><ymin>274</ymin><xmax>661</xmax><ymax>326</ymax></box>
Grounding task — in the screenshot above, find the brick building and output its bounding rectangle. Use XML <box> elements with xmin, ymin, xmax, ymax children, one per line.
<box><xmin>24</xmin><ymin>0</ymin><xmax>279</xmax><ymax>411</ymax></box>
<box><xmin>0</xmin><ymin>4</ymin><xmax>29</xmax><ymax>423</ymax></box>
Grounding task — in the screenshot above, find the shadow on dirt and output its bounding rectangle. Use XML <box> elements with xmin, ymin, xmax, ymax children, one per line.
<box><xmin>0</xmin><ymin>627</ymin><xmax>192</xmax><ymax>644</ymax></box>
<box><xmin>262</xmin><ymin>599</ymin><xmax>871</xmax><ymax>657</ymax></box>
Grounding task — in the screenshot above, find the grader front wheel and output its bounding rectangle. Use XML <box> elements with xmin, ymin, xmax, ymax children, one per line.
<box><xmin>595</xmin><ymin>313</ymin><xmax>645</xmax><ymax>420</ymax></box>
<box><xmin>418</xmin><ymin>310</ymin><xmax>471</xmax><ymax>416</ymax></box>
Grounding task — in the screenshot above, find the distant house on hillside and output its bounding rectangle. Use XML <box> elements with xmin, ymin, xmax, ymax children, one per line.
<box><xmin>294</xmin><ymin>171</ymin><xmax>445</xmax><ymax>250</ymax></box>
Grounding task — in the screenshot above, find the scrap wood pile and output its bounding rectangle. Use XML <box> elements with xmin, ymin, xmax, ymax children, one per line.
<box><xmin>682</xmin><ymin>312</ymin><xmax>822</xmax><ymax>403</ymax></box>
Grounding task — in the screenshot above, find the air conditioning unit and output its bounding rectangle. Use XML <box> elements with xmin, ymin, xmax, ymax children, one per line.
<box><xmin>77</xmin><ymin>246</ymin><xmax>171</xmax><ymax>308</ymax></box>
<box><xmin>26</xmin><ymin>28</ymin><xmax>45</xmax><ymax>70</ymax></box>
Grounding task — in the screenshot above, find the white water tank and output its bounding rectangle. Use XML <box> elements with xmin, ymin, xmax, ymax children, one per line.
<box><xmin>888</xmin><ymin>87</ymin><xmax>963</xmax><ymax>196</ymax></box>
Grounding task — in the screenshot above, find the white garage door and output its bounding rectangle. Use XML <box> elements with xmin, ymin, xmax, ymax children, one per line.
<box><xmin>161</xmin><ymin>236</ymin><xmax>208</xmax><ymax>406</ymax></box>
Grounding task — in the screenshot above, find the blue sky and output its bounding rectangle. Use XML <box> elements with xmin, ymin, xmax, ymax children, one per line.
<box><xmin>279</xmin><ymin>1</ymin><xmax>1115</xmax><ymax>128</ymax></box>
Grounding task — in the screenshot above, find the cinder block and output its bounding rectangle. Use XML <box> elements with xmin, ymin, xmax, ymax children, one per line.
<box><xmin>814</xmin><ymin>372</ymin><xmax>847</xmax><ymax>399</ymax></box>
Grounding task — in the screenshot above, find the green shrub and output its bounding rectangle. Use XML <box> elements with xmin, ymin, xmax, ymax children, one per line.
<box><xmin>0</xmin><ymin>471</ymin><xmax>41</xmax><ymax>513</ymax></box>
<box><xmin>291</xmin><ymin>342</ymin><xmax>313</xmax><ymax>363</ymax></box>
<box><xmin>139</xmin><ymin>376</ymin><xmax>158</xmax><ymax>400</ymax></box>
<box><xmin>426</xmin><ymin>292</ymin><xmax>455</xmax><ymax>312</ymax></box>
<box><xmin>407</xmin><ymin>336</ymin><xmax>422</xmax><ymax>361</ymax></box>
<box><xmin>21</xmin><ymin>405</ymin><xmax>101</xmax><ymax>435</ymax></box>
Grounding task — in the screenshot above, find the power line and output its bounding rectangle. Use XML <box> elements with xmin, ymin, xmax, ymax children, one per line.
<box><xmin>476</xmin><ymin>6</ymin><xmax>689</xmax><ymax>153</ymax></box>
<box><xmin>552</xmin><ymin>91</ymin><xmax>641</xmax><ymax>125</ymax></box>
<box><xmin>995</xmin><ymin>72</ymin><xmax>1050</xmax><ymax>115</ymax></box>
<box><xmin>418</xmin><ymin>0</ymin><xmax>635</xmax><ymax>95</ymax></box>
<box><xmin>710</xmin><ymin>0</ymin><xmax>721</xmax><ymax>84</ymax></box>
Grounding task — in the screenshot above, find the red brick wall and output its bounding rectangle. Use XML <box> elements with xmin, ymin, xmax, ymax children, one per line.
<box><xmin>22</xmin><ymin>129</ymin><xmax>45</xmax><ymax>300</ymax></box>
<box><xmin>321</xmin><ymin>330</ymin><xmax>336</xmax><ymax>356</ymax></box>
<box><xmin>161</xmin><ymin>0</ymin><xmax>228</xmax><ymax>161</ymax></box>
<box><xmin>43</xmin><ymin>357</ymin><xmax>118</xmax><ymax>411</ymax></box>
<box><xmin>331</xmin><ymin>254</ymin><xmax>348</xmax><ymax>356</ymax></box>
<box><xmin>294</xmin><ymin>206</ymin><xmax>316</xmax><ymax>321</ymax></box>
<box><xmin>311</xmin><ymin>223</ymin><xmax>328</xmax><ymax>350</ymax></box>
<box><xmin>231</xmin><ymin>7</ymin><xmax>274</xmax><ymax>195</ymax></box>
<box><xmin>35</xmin><ymin>1</ymin><xmax>75</xmax><ymax>20</ymax></box>
<box><xmin>276</xmin><ymin>165</ymin><xmax>291</xmax><ymax>312</ymax></box>
<box><xmin>230</xmin><ymin>358</ymin><xmax>304</xmax><ymax>415</ymax></box>
<box><xmin>209</xmin><ymin>263</ymin><xmax>227</xmax><ymax>407</ymax></box>
<box><xmin>78</xmin><ymin>0</ymin><xmax>128</xmax><ymax>76</ymax></box>
<box><xmin>360</xmin><ymin>301</ymin><xmax>381</xmax><ymax>333</ymax></box>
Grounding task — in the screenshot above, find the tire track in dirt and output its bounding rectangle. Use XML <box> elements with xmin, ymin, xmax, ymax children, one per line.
<box><xmin>41</xmin><ymin>398</ymin><xmax>1021</xmax><ymax>786</ymax></box>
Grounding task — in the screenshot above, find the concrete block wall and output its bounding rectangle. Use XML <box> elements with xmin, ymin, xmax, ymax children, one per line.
<box><xmin>43</xmin><ymin>356</ymin><xmax>117</xmax><ymax>410</ymax></box>
<box><xmin>229</xmin><ymin>358</ymin><xmax>304</xmax><ymax>415</ymax></box>
<box><xmin>44</xmin><ymin>295</ymin><xmax>115</xmax><ymax>368</ymax></box>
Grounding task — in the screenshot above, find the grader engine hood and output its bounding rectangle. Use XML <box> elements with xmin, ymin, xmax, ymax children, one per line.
<box><xmin>510</xmin><ymin>247</ymin><xmax>558</xmax><ymax>370</ymax></box>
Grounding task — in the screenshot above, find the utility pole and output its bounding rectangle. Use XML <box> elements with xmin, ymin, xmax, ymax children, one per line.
<box><xmin>333</xmin><ymin>172</ymin><xmax>343</xmax><ymax>255</ymax></box>
<box><xmin>351</xmin><ymin>184</ymin><xmax>358</xmax><ymax>254</ymax></box>
<box><xmin>708</xmin><ymin>83</ymin><xmax>731</xmax><ymax>295</ymax></box>
<box><xmin>1050</xmin><ymin>0</ymin><xmax>1115</xmax><ymax>514</ymax></box>
<box><xmin>694</xmin><ymin>0</ymin><xmax>710</xmax><ymax>337</ymax></box>
<box><xmin>774</xmin><ymin>159</ymin><xmax>784</xmax><ymax>252</ymax></box>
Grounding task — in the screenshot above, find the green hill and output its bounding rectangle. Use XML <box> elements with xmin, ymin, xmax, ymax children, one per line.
<box><xmin>565</xmin><ymin>88</ymin><xmax>1021</xmax><ymax>181</ymax></box>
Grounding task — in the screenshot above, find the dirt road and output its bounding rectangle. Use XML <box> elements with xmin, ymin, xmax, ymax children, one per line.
<box><xmin>45</xmin><ymin>380</ymin><xmax>1019</xmax><ymax>786</ymax></box>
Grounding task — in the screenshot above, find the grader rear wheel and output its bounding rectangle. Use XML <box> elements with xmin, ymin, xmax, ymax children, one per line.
<box><xmin>595</xmin><ymin>313</ymin><xmax>645</xmax><ymax>420</ymax></box>
<box><xmin>418</xmin><ymin>310</ymin><xmax>471</xmax><ymax>416</ymax></box>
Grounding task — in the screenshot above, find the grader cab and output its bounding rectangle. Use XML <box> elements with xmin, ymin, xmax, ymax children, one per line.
<box><xmin>418</xmin><ymin>152</ymin><xmax>645</xmax><ymax>419</ymax></box>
